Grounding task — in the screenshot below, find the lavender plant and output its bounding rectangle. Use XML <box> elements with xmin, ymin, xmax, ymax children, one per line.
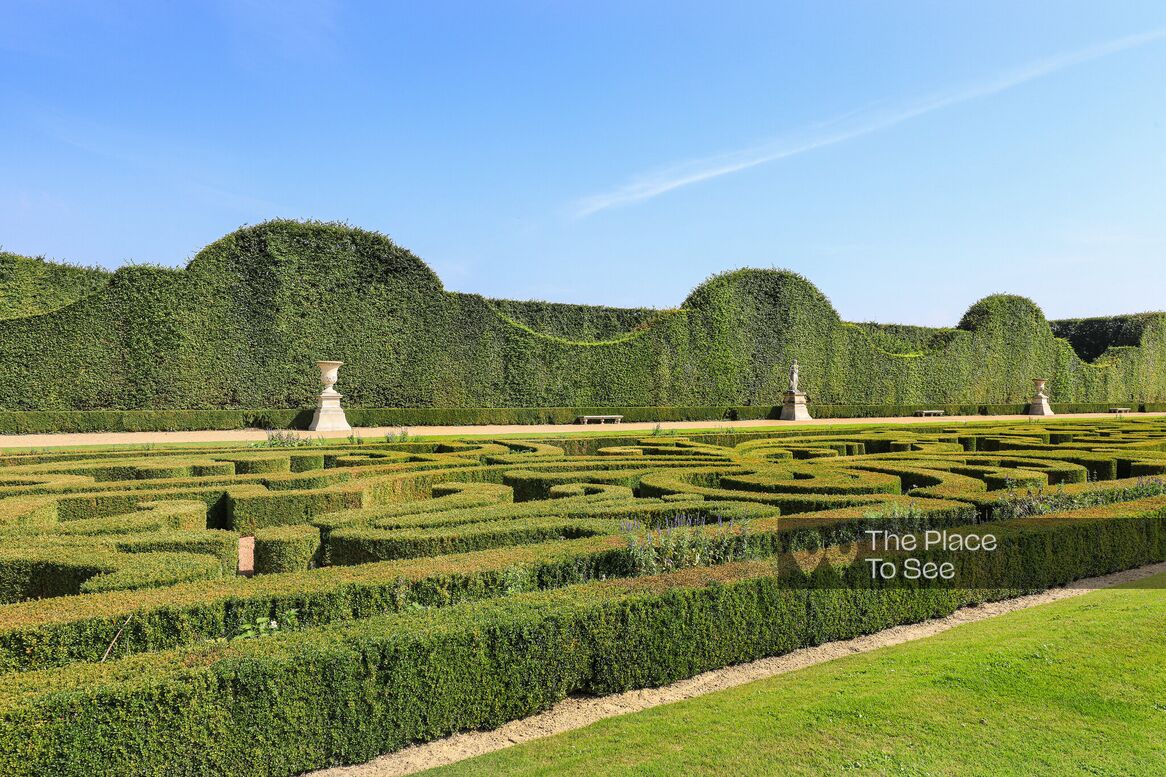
<box><xmin>992</xmin><ymin>476</ymin><xmax>1166</xmax><ymax>521</ymax></box>
<box><xmin>384</xmin><ymin>427</ymin><xmax>411</xmax><ymax>443</ymax></box>
<box><xmin>620</xmin><ymin>513</ymin><xmax>753</xmax><ymax>575</ymax></box>
<box><xmin>251</xmin><ymin>429</ymin><xmax>324</xmax><ymax>448</ymax></box>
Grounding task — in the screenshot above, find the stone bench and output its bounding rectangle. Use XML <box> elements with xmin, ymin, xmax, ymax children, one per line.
<box><xmin>576</xmin><ymin>414</ymin><xmax>624</xmax><ymax>425</ymax></box>
<box><xmin>1109</xmin><ymin>407</ymin><xmax>1133</xmax><ymax>413</ymax></box>
<box><xmin>914</xmin><ymin>410</ymin><xmax>945</xmax><ymax>417</ymax></box>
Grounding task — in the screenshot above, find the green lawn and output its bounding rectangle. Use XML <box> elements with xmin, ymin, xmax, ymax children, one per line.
<box><xmin>432</xmin><ymin>574</ymin><xmax>1166</xmax><ymax>776</ymax></box>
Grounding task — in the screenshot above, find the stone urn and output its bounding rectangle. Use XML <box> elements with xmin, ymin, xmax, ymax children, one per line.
<box><xmin>318</xmin><ymin>361</ymin><xmax>344</xmax><ymax>395</ymax></box>
<box><xmin>1027</xmin><ymin>378</ymin><xmax>1054</xmax><ymax>416</ymax></box>
<box><xmin>309</xmin><ymin>360</ymin><xmax>352</xmax><ymax>432</ymax></box>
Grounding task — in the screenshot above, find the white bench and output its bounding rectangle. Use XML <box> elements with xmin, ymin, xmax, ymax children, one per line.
<box><xmin>576</xmin><ymin>414</ymin><xmax>624</xmax><ymax>425</ymax></box>
<box><xmin>914</xmin><ymin>410</ymin><xmax>945</xmax><ymax>417</ymax></box>
<box><xmin>1109</xmin><ymin>407</ymin><xmax>1132</xmax><ymax>413</ymax></box>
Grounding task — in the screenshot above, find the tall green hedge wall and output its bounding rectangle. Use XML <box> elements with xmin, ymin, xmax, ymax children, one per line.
<box><xmin>1</xmin><ymin>220</ymin><xmax>1164</xmax><ymax>412</ymax></box>
<box><xmin>0</xmin><ymin>252</ymin><xmax>110</xmax><ymax>320</ymax></box>
<box><xmin>1050</xmin><ymin>313</ymin><xmax>1161</xmax><ymax>363</ymax></box>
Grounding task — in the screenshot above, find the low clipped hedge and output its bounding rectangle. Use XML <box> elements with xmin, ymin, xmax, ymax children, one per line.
<box><xmin>0</xmin><ymin>409</ymin><xmax>307</xmax><ymax>435</ymax></box>
<box><xmin>78</xmin><ymin>551</ymin><xmax>225</xmax><ymax>594</ymax></box>
<box><xmin>221</xmin><ymin>460</ymin><xmax>511</xmax><ymax>534</ymax></box>
<box><xmin>0</xmin><ymin>493</ymin><xmax>968</xmax><ymax>672</ymax></box>
<box><xmin>0</xmin><ymin>555</ymin><xmax>105</xmax><ymax>603</ymax></box>
<box><xmin>328</xmin><ymin>517</ymin><xmax>620</xmax><ymax>564</ymax></box>
<box><xmin>115</xmin><ymin>531</ymin><xmax>238</xmax><ymax>573</ymax></box>
<box><xmin>0</xmin><ymin>496</ymin><xmax>237</xmax><ymax>603</ymax></box>
<box><xmin>637</xmin><ymin>467</ymin><xmax>911</xmax><ymax>514</ymax></box>
<box><xmin>253</xmin><ymin>525</ymin><xmax>321</xmax><ymax>574</ymax></box>
<box><xmin>0</xmin><ymin>535</ymin><xmax>628</xmax><ymax>672</ymax></box>
<box><xmin>2</xmin><ymin>500</ymin><xmax>1165</xmax><ymax>775</ymax></box>
<box><xmin>0</xmin><ymin>490</ymin><xmax>1150</xmax><ymax>674</ymax></box>
<box><xmin>0</xmin><ymin>546</ymin><xmax>229</xmax><ymax>602</ymax></box>
<box><xmin>228</xmin><ymin>486</ymin><xmax>367</xmax><ymax>534</ymax></box>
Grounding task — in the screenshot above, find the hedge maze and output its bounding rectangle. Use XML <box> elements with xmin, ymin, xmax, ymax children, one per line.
<box><xmin>4</xmin><ymin>418</ymin><xmax>1166</xmax><ymax>774</ymax></box>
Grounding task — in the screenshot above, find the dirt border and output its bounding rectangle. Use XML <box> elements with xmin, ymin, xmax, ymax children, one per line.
<box><xmin>311</xmin><ymin>561</ymin><xmax>1166</xmax><ymax>776</ymax></box>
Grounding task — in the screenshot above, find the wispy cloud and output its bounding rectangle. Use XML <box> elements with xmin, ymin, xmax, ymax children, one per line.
<box><xmin>574</xmin><ymin>27</ymin><xmax>1166</xmax><ymax>218</ymax></box>
<box><xmin>31</xmin><ymin>107</ymin><xmax>279</xmax><ymax>214</ymax></box>
<box><xmin>214</xmin><ymin>0</ymin><xmax>342</xmax><ymax>67</ymax></box>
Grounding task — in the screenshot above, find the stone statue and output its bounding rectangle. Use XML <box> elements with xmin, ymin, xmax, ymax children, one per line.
<box><xmin>781</xmin><ymin>358</ymin><xmax>811</xmax><ymax>420</ymax></box>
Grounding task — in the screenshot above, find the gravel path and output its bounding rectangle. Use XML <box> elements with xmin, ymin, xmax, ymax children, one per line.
<box><xmin>237</xmin><ymin>536</ymin><xmax>254</xmax><ymax>576</ymax></box>
<box><xmin>309</xmin><ymin>561</ymin><xmax>1166</xmax><ymax>777</ymax></box>
<box><xmin>3</xmin><ymin>412</ymin><xmax>1161</xmax><ymax>450</ymax></box>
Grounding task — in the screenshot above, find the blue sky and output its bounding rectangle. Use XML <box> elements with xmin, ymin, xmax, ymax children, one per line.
<box><xmin>2</xmin><ymin>2</ymin><xmax>1164</xmax><ymax>325</ymax></box>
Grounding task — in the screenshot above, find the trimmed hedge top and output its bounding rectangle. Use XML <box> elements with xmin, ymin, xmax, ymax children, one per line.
<box><xmin>0</xmin><ymin>252</ymin><xmax>110</xmax><ymax>320</ymax></box>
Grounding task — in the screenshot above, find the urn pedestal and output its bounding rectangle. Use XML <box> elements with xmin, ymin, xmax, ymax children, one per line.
<box><xmin>1027</xmin><ymin>378</ymin><xmax>1054</xmax><ymax>417</ymax></box>
<box><xmin>780</xmin><ymin>390</ymin><xmax>812</xmax><ymax>421</ymax></box>
<box><xmin>308</xmin><ymin>361</ymin><xmax>352</xmax><ymax>432</ymax></box>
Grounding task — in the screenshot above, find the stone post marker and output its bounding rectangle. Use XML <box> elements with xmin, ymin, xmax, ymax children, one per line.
<box><xmin>780</xmin><ymin>358</ymin><xmax>812</xmax><ymax>421</ymax></box>
<box><xmin>1027</xmin><ymin>378</ymin><xmax>1054</xmax><ymax>416</ymax></box>
<box><xmin>308</xmin><ymin>360</ymin><xmax>353</xmax><ymax>432</ymax></box>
